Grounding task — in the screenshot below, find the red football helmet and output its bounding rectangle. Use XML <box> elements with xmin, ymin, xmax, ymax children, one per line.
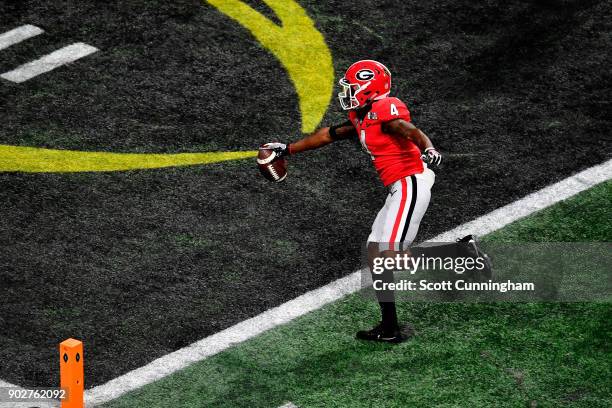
<box><xmin>338</xmin><ymin>60</ymin><xmax>392</xmax><ymax>110</ymax></box>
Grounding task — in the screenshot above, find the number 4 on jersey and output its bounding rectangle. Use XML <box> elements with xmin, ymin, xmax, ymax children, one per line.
<box><xmin>390</xmin><ymin>103</ymin><xmax>399</xmax><ymax>116</ymax></box>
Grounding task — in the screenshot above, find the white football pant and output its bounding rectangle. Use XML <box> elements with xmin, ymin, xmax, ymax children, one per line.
<box><xmin>367</xmin><ymin>168</ymin><xmax>435</xmax><ymax>251</ymax></box>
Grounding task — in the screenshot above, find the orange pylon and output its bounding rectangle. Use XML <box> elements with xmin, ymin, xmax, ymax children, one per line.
<box><xmin>59</xmin><ymin>338</ymin><xmax>84</xmax><ymax>408</ymax></box>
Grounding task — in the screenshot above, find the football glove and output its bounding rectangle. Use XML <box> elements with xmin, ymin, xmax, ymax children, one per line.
<box><xmin>423</xmin><ymin>147</ymin><xmax>442</xmax><ymax>166</ymax></box>
<box><xmin>261</xmin><ymin>142</ymin><xmax>290</xmax><ymax>159</ymax></box>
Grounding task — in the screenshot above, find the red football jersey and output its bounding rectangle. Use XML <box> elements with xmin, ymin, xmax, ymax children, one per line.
<box><xmin>348</xmin><ymin>97</ymin><xmax>424</xmax><ymax>186</ymax></box>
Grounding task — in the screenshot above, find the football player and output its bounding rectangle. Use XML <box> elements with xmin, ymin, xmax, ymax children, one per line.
<box><xmin>262</xmin><ymin>60</ymin><xmax>487</xmax><ymax>343</ymax></box>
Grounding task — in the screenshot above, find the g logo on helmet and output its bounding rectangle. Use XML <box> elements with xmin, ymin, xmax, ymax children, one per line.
<box><xmin>355</xmin><ymin>69</ymin><xmax>375</xmax><ymax>81</ymax></box>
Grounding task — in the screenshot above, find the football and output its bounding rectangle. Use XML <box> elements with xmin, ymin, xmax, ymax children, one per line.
<box><xmin>257</xmin><ymin>147</ymin><xmax>288</xmax><ymax>182</ymax></box>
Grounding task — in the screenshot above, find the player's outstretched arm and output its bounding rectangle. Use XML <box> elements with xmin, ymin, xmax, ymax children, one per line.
<box><xmin>262</xmin><ymin>122</ymin><xmax>356</xmax><ymax>158</ymax></box>
<box><xmin>382</xmin><ymin>119</ymin><xmax>442</xmax><ymax>166</ymax></box>
<box><xmin>289</xmin><ymin>122</ymin><xmax>357</xmax><ymax>154</ymax></box>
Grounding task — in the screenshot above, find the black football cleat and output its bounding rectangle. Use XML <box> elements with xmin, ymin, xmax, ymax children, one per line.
<box><xmin>356</xmin><ymin>323</ymin><xmax>413</xmax><ymax>343</ymax></box>
<box><xmin>457</xmin><ymin>234</ymin><xmax>493</xmax><ymax>280</ymax></box>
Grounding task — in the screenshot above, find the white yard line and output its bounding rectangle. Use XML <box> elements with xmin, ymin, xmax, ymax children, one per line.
<box><xmin>0</xmin><ymin>25</ymin><xmax>43</xmax><ymax>51</ymax></box>
<box><xmin>85</xmin><ymin>271</ymin><xmax>363</xmax><ymax>406</ymax></box>
<box><xmin>2</xmin><ymin>160</ymin><xmax>611</xmax><ymax>406</ymax></box>
<box><xmin>1</xmin><ymin>42</ymin><xmax>98</xmax><ymax>83</ymax></box>
<box><xmin>432</xmin><ymin>160</ymin><xmax>612</xmax><ymax>241</ymax></box>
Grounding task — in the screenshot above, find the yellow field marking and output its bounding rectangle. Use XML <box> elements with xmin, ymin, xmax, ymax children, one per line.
<box><xmin>206</xmin><ymin>0</ymin><xmax>334</xmax><ymax>133</ymax></box>
<box><xmin>0</xmin><ymin>0</ymin><xmax>333</xmax><ymax>173</ymax></box>
<box><xmin>0</xmin><ymin>145</ymin><xmax>256</xmax><ymax>172</ymax></box>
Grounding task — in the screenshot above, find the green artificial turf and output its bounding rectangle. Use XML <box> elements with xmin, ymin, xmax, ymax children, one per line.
<box><xmin>485</xmin><ymin>180</ymin><xmax>612</xmax><ymax>242</ymax></box>
<box><xmin>102</xmin><ymin>182</ymin><xmax>611</xmax><ymax>407</ymax></box>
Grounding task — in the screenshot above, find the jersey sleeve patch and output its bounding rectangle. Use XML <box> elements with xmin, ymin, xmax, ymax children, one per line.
<box><xmin>372</xmin><ymin>97</ymin><xmax>411</xmax><ymax>123</ymax></box>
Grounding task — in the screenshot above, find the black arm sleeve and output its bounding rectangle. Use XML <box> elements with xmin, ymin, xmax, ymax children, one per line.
<box><xmin>329</xmin><ymin>120</ymin><xmax>358</xmax><ymax>140</ymax></box>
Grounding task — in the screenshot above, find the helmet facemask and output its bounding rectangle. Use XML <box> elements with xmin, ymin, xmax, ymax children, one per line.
<box><xmin>338</xmin><ymin>78</ymin><xmax>370</xmax><ymax>110</ymax></box>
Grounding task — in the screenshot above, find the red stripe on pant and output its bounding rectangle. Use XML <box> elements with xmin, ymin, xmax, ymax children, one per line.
<box><xmin>388</xmin><ymin>177</ymin><xmax>408</xmax><ymax>251</ymax></box>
